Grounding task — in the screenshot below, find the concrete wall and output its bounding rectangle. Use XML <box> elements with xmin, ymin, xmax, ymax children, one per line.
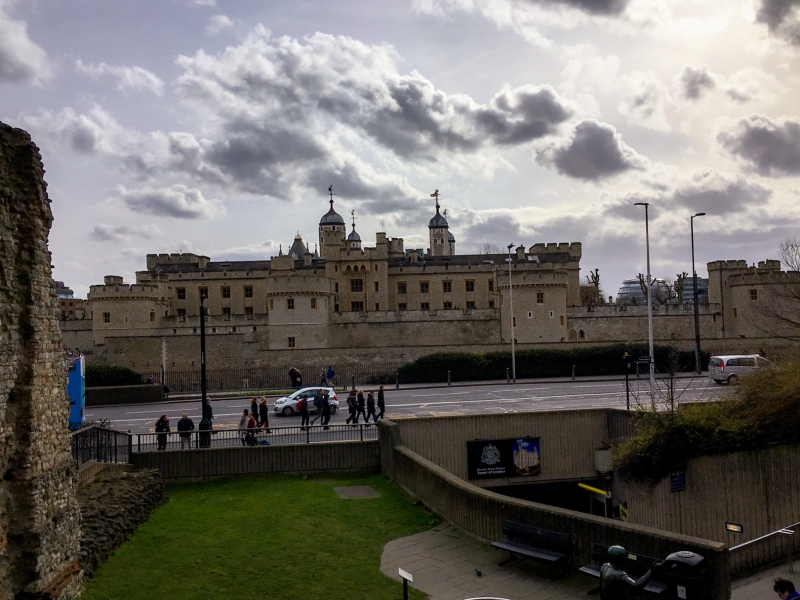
<box><xmin>85</xmin><ymin>384</ymin><xmax>164</xmax><ymax>407</ymax></box>
<box><xmin>392</xmin><ymin>409</ymin><xmax>631</xmax><ymax>487</ymax></box>
<box><xmin>130</xmin><ymin>441</ymin><xmax>380</xmax><ymax>481</ymax></box>
<box><xmin>615</xmin><ymin>445</ymin><xmax>800</xmax><ymax>576</ymax></box>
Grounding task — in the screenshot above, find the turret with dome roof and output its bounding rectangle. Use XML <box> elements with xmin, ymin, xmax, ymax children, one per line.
<box><xmin>319</xmin><ymin>185</ymin><xmax>347</xmax><ymax>251</ymax></box>
<box><xmin>428</xmin><ymin>190</ymin><xmax>454</xmax><ymax>256</ymax></box>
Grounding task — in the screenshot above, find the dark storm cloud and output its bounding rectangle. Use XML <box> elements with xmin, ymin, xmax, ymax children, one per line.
<box><xmin>88</xmin><ymin>224</ymin><xmax>161</xmax><ymax>242</ymax></box>
<box><xmin>463</xmin><ymin>214</ymin><xmax>525</xmax><ymax>245</ymax></box>
<box><xmin>754</xmin><ymin>0</ymin><xmax>800</xmax><ymax>44</ymax></box>
<box><xmin>536</xmin><ymin>120</ymin><xmax>644</xmax><ymax>181</ymax></box>
<box><xmin>718</xmin><ymin>115</ymin><xmax>800</xmax><ymax>176</ymax></box>
<box><xmin>679</xmin><ymin>65</ymin><xmax>716</xmax><ymax>100</ymax></box>
<box><xmin>534</xmin><ymin>0</ymin><xmax>629</xmax><ymax>16</ymax></box>
<box><xmin>672</xmin><ymin>170</ymin><xmax>772</xmax><ymax>214</ymax></box>
<box><xmin>112</xmin><ymin>185</ymin><xmax>223</xmax><ymax>219</ymax></box>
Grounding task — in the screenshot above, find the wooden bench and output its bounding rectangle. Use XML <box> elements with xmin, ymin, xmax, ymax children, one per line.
<box><xmin>491</xmin><ymin>521</ymin><xmax>571</xmax><ymax>578</ymax></box>
<box><xmin>579</xmin><ymin>543</ymin><xmax>668</xmax><ymax>595</ymax></box>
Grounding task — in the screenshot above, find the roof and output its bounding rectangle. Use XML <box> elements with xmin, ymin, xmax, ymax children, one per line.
<box><xmin>347</xmin><ymin>227</ymin><xmax>361</xmax><ymax>242</ymax></box>
<box><xmin>288</xmin><ymin>235</ymin><xmax>307</xmax><ymax>258</ymax></box>
<box><xmin>429</xmin><ymin>210</ymin><xmax>449</xmax><ymax>228</ymax></box>
<box><xmin>448</xmin><ymin>231</ymin><xmax>455</xmax><ymax>242</ymax></box>
<box><xmin>320</xmin><ymin>199</ymin><xmax>345</xmax><ymax>225</ymax></box>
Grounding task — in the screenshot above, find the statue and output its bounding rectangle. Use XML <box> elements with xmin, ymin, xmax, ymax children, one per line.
<box><xmin>600</xmin><ymin>546</ymin><xmax>662</xmax><ymax>600</ymax></box>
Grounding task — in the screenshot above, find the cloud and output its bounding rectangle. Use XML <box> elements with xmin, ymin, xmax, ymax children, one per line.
<box><xmin>671</xmin><ymin>170</ymin><xmax>772</xmax><ymax>214</ymax></box>
<box><xmin>724</xmin><ymin>68</ymin><xmax>784</xmax><ymax>105</ymax></box>
<box><xmin>536</xmin><ymin>120</ymin><xmax>646</xmax><ymax>181</ymax></box>
<box><xmin>678</xmin><ymin>65</ymin><xmax>717</xmax><ymax>100</ymax></box>
<box><xmin>75</xmin><ymin>60</ymin><xmax>165</xmax><ymax>96</ymax></box>
<box><xmin>718</xmin><ymin>115</ymin><xmax>800</xmax><ymax>176</ymax></box>
<box><xmin>189</xmin><ymin>0</ymin><xmax>216</xmax><ymax>6</ymax></box>
<box><xmin>0</xmin><ymin>2</ymin><xmax>50</xmax><ymax>84</ymax></box>
<box><xmin>753</xmin><ymin>0</ymin><xmax>800</xmax><ymax>44</ymax></box>
<box><xmin>617</xmin><ymin>71</ymin><xmax>672</xmax><ymax>131</ymax></box>
<box><xmin>111</xmin><ymin>184</ymin><xmax>224</xmax><ymax>219</ymax></box>
<box><xmin>88</xmin><ymin>223</ymin><xmax>163</xmax><ymax>242</ymax></box>
<box><xmin>206</xmin><ymin>14</ymin><xmax>233</xmax><ymax>35</ymax></box>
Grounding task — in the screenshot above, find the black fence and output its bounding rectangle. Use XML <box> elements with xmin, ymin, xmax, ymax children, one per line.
<box><xmin>70</xmin><ymin>426</ymin><xmax>132</xmax><ymax>468</ymax></box>
<box><xmin>138</xmin><ymin>362</ymin><xmax>405</xmax><ymax>393</ymax></box>
<box><xmin>134</xmin><ymin>424</ymin><xmax>378</xmax><ymax>452</ymax></box>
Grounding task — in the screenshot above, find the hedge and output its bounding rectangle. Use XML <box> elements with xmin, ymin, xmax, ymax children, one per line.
<box><xmin>391</xmin><ymin>345</ymin><xmax>709</xmax><ymax>384</ymax></box>
<box><xmin>85</xmin><ymin>364</ymin><xmax>143</xmax><ymax>387</ymax></box>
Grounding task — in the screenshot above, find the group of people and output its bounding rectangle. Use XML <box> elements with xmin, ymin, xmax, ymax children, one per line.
<box><xmin>345</xmin><ymin>386</ymin><xmax>385</xmax><ymax>424</ymax></box>
<box><xmin>153</xmin><ymin>398</ymin><xmax>214</xmax><ymax>450</ymax></box>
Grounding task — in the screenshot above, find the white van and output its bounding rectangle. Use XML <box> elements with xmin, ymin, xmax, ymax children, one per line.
<box><xmin>708</xmin><ymin>355</ymin><xmax>772</xmax><ymax>385</ymax></box>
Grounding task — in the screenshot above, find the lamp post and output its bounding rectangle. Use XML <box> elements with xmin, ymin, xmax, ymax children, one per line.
<box><xmin>199</xmin><ymin>292</ymin><xmax>208</xmax><ymax>415</ymax></box>
<box><xmin>691</xmin><ymin>212</ymin><xmax>706</xmax><ymax>375</ymax></box>
<box><xmin>507</xmin><ymin>243</ymin><xmax>516</xmax><ymax>383</ymax></box>
<box><xmin>634</xmin><ymin>202</ymin><xmax>656</xmax><ymax>408</ymax></box>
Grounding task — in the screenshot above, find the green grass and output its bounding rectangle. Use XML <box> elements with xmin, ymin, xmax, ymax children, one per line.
<box><xmin>83</xmin><ymin>474</ymin><xmax>435</xmax><ymax>600</ymax></box>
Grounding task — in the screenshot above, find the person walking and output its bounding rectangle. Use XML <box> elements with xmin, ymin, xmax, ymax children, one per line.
<box><xmin>774</xmin><ymin>578</ymin><xmax>800</xmax><ymax>600</ymax></box>
<box><xmin>289</xmin><ymin>367</ymin><xmax>299</xmax><ymax>390</ymax></box>
<box><xmin>155</xmin><ymin>415</ymin><xmax>170</xmax><ymax>451</ymax></box>
<box><xmin>310</xmin><ymin>389</ymin><xmax>324</xmax><ymax>425</ymax></box>
<box><xmin>259</xmin><ymin>397</ymin><xmax>270</xmax><ymax>433</ymax></box>
<box><xmin>321</xmin><ymin>391</ymin><xmax>331</xmax><ymax>430</ymax></box>
<box><xmin>377</xmin><ymin>385</ymin><xmax>386</xmax><ymax>420</ymax></box>
<box><xmin>299</xmin><ymin>393</ymin><xmax>310</xmax><ymax>429</ymax></box>
<box><xmin>177</xmin><ymin>412</ymin><xmax>194</xmax><ymax>450</ymax></box>
<box><xmin>199</xmin><ymin>398</ymin><xmax>213</xmax><ymax>448</ymax></box>
<box><xmin>345</xmin><ymin>390</ymin><xmax>358</xmax><ymax>424</ymax></box>
<box><xmin>365</xmin><ymin>391</ymin><xmax>377</xmax><ymax>423</ymax></box>
<box><xmin>251</xmin><ymin>397</ymin><xmax>260</xmax><ymax>425</ymax></box>
<box><xmin>355</xmin><ymin>390</ymin><xmax>367</xmax><ymax>423</ymax></box>
<box><xmin>239</xmin><ymin>409</ymin><xmax>250</xmax><ymax>446</ymax></box>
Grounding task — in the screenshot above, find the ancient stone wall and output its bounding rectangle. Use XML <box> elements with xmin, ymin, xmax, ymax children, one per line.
<box><xmin>0</xmin><ymin>123</ymin><xmax>82</xmax><ymax>599</ymax></box>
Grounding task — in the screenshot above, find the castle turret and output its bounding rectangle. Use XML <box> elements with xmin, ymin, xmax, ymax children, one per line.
<box><xmin>319</xmin><ymin>187</ymin><xmax>346</xmax><ymax>250</ymax></box>
<box><xmin>428</xmin><ymin>190</ymin><xmax>451</xmax><ymax>257</ymax></box>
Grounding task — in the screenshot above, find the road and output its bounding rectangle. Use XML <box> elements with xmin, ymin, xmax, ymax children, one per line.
<box><xmin>86</xmin><ymin>375</ymin><xmax>726</xmax><ymax>434</ymax></box>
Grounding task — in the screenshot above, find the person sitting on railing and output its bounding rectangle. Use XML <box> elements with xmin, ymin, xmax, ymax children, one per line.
<box><xmin>177</xmin><ymin>412</ymin><xmax>194</xmax><ymax>450</ymax></box>
<box><xmin>155</xmin><ymin>415</ymin><xmax>170</xmax><ymax>451</ymax></box>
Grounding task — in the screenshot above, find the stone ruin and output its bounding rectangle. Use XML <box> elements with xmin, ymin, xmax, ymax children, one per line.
<box><xmin>0</xmin><ymin>122</ymin><xmax>82</xmax><ymax>599</ymax></box>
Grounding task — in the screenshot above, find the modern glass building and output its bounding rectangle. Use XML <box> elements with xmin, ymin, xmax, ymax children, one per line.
<box><xmin>681</xmin><ymin>277</ymin><xmax>709</xmax><ymax>304</ymax></box>
<box><xmin>616</xmin><ymin>277</ymin><xmax>673</xmax><ymax>305</ymax></box>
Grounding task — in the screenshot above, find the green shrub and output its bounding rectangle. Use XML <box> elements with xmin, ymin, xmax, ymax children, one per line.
<box><xmin>85</xmin><ymin>364</ymin><xmax>143</xmax><ymax>387</ymax></box>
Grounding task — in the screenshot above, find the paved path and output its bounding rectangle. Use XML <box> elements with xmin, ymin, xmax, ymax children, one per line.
<box><xmin>731</xmin><ymin>557</ymin><xmax>800</xmax><ymax>600</ymax></box>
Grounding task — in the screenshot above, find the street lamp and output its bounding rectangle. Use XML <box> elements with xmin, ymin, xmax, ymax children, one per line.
<box><xmin>507</xmin><ymin>243</ymin><xmax>516</xmax><ymax>383</ymax></box>
<box><xmin>199</xmin><ymin>291</ymin><xmax>208</xmax><ymax>432</ymax></box>
<box><xmin>691</xmin><ymin>212</ymin><xmax>706</xmax><ymax>375</ymax></box>
<box><xmin>634</xmin><ymin>202</ymin><xmax>656</xmax><ymax>408</ymax></box>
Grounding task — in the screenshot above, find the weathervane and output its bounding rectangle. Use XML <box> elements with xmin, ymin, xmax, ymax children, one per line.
<box><xmin>351</xmin><ymin>209</ymin><xmax>357</xmax><ymax>231</ymax></box>
<box><xmin>328</xmin><ymin>185</ymin><xmax>336</xmax><ymax>208</ymax></box>
<box><xmin>430</xmin><ymin>189</ymin><xmax>442</xmax><ymax>213</ymax></box>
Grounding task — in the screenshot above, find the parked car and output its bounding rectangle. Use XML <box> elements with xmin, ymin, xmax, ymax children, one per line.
<box><xmin>273</xmin><ymin>387</ymin><xmax>339</xmax><ymax>416</ymax></box>
<box><xmin>708</xmin><ymin>355</ymin><xmax>772</xmax><ymax>385</ymax></box>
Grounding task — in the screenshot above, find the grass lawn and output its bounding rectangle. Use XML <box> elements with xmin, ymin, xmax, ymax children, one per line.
<box><xmin>83</xmin><ymin>473</ymin><xmax>435</xmax><ymax>600</ymax></box>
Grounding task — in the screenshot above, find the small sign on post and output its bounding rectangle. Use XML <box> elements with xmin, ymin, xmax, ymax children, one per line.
<box><xmin>399</xmin><ymin>568</ymin><xmax>413</xmax><ymax>600</ymax></box>
<box><xmin>670</xmin><ymin>468</ymin><xmax>686</xmax><ymax>493</ymax></box>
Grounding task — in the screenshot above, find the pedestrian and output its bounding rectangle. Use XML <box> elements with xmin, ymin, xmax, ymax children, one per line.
<box><xmin>289</xmin><ymin>367</ymin><xmax>299</xmax><ymax>390</ymax></box>
<box><xmin>259</xmin><ymin>397</ymin><xmax>270</xmax><ymax>433</ymax></box>
<box><xmin>326</xmin><ymin>365</ymin><xmax>335</xmax><ymax>384</ymax></box>
<box><xmin>345</xmin><ymin>390</ymin><xmax>357</xmax><ymax>424</ymax></box>
<box><xmin>177</xmin><ymin>412</ymin><xmax>194</xmax><ymax>450</ymax></box>
<box><xmin>239</xmin><ymin>409</ymin><xmax>250</xmax><ymax>446</ymax></box>
<box><xmin>155</xmin><ymin>415</ymin><xmax>170</xmax><ymax>451</ymax></box>
<box><xmin>774</xmin><ymin>578</ymin><xmax>800</xmax><ymax>600</ymax></box>
<box><xmin>365</xmin><ymin>390</ymin><xmax>377</xmax><ymax>423</ymax></box>
<box><xmin>310</xmin><ymin>388</ymin><xmax>324</xmax><ymax>425</ymax></box>
<box><xmin>146</xmin><ymin>375</ymin><xmax>153</xmax><ymax>384</ymax></box>
<box><xmin>377</xmin><ymin>385</ymin><xmax>386</xmax><ymax>420</ymax></box>
<box><xmin>246</xmin><ymin>410</ymin><xmax>258</xmax><ymax>446</ymax></box>
<box><xmin>600</xmin><ymin>546</ymin><xmax>659</xmax><ymax>600</ymax></box>
<box><xmin>251</xmin><ymin>397</ymin><xmax>259</xmax><ymax>425</ymax></box>
<box><xmin>299</xmin><ymin>393</ymin><xmax>310</xmax><ymax>429</ymax></box>
<box><xmin>199</xmin><ymin>398</ymin><xmax>213</xmax><ymax>448</ymax></box>
<box><xmin>356</xmin><ymin>390</ymin><xmax>367</xmax><ymax>423</ymax></box>
<box><xmin>321</xmin><ymin>391</ymin><xmax>331</xmax><ymax>430</ymax></box>
<box><xmin>320</xmin><ymin>369</ymin><xmax>328</xmax><ymax>386</ymax></box>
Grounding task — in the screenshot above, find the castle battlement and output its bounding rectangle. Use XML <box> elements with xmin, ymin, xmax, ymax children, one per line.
<box><xmin>707</xmin><ymin>259</ymin><xmax>748</xmax><ymax>270</ymax></box>
<box><xmin>528</xmin><ymin>242</ymin><xmax>581</xmax><ymax>259</ymax></box>
<box><xmin>146</xmin><ymin>252</ymin><xmax>210</xmax><ymax>271</ymax></box>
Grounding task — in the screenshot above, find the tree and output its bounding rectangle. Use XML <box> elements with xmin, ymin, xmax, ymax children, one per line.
<box><xmin>746</xmin><ymin>237</ymin><xmax>800</xmax><ymax>340</ymax></box>
<box><xmin>479</xmin><ymin>243</ymin><xmax>502</xmax><ymax>254</ymax></box>
<box><xmin>581</xmin><ymin>268</ymin><xmax>605</xmax><ymax>310</ymax></box>
<box><xmin>673</xmin><ymin>272</ymin><xmax>688</xmax><ymax>304</ymax></box>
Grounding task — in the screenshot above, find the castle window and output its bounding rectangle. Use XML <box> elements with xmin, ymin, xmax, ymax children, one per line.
<box><xmin>443</xmin><ymin>281</ymin><xmax>452</xmax><ymax>293</ymax></box>
<box><xmin>537</xmin><ymin>292</ymin><xmax>544</xmax><ymax>304</ymax></box>
<box><xmin>749</xmin><ymin>289</ymin><xmax>758</xmax><ymax>301</ymax></box>
<box><xmin>466</xmin><ymin>301</ymin><xmax>476</xmax><ymax>309</ymax></box>
<box><xmin>549</xmin><ymin>311</ymin><xmax>554</xmax><ymax>318</ymax></box>
<box><xmin>269</xmin><ymin>299</ymin><xmax>274</xmax><ymax>311</ymax></box>
<box><xmin>311</xmin><ymin>298</ymin><xmax>317</xmax><ymax>309</ymax></box>
<box><xmin>103</xmin><ymin>312</ymin><xmax>110</xmax><ymax>323</ymax></box>
<box><xmin>466</xmin><ymin>280</ymin><xmax>475</xmax><ymax>292</ymax></box>
<box><xmin>527</xmin><ymin>311</ymin><xmax>533</xmax><ymax>318</ymax></box>
<box><xmin>351</xmin><ymin>279</ymin><xmax>363</xmax><ymax>293</ymax></box>
<box><xmin>443</xmin><ymin>301</ymin><xmax>452</xmax><ymax>309</ymax></box>
<box><xmin>178</xmin><ymin>309</ymin><xmax>186</xmax><ymax>317</ymax></box>
<box><xmin>374</xmin><ymin>264</ymin><xmax>378</xmax><ymax>271</ymax></box>
<box><xmin>222</xmin><ymin>286</ymin><xmax>231</xmax><ymax>299</ymax></box>
<box><xmin>150</xmin><ymin>311</ymin><xmax>156</xmax><ymax>322</ymax></box>
<box><xmin>244</xmin><ymin>286</ymin><xmax>253</xmax><ymax>298</ymax></box>
<box><xmin>375</xmin><ymin>303</ymin><xmax>380</xmax><ymax>311</ymax></box>
<box><xmin>374</xmin><ymin>281</ymin><xmax>379</xmax><ymax>292</ymax></box>
<box><xmin>222</xmin><ymin>307</ymin><xmax>231</xmax><ymax>318</ymax></box>
<box><xmin>288</xmin><ymin>337</ymin><xmax>295</xmax><ymax>348</ymax></box>
<box><xmin>489</xmin><ymin>300</ymin><xmax>495</xmax><ymax>308</ymax></box>
<box><xmin>397</xmin><ymin>282</ymin><xmax>407</xmax><ymax>295</ymax></box>
<box><xmin>351</xmin><ymin>301</ymin><xmax>364</xmax><ymax>312</ymax></box>
<box><xmin>177</xmin><ymin>287</ymin><xmax>186</xmax><ymax>299</ymax></box>
<box><xmin>398</xmin><ymin>302</ymin><xmax>407</xmax><ymax>311</ymax></box>
<box><xmin>733</xmin><ymin>307</ymin><xmax>738</xmax><ymax>319</ymax></box>
<box><xmin>560</xmin><ymin>315</ymin><xmax>565</xmax><ymax>326</ymax></box>
<box><xmin>421</xmin><ymin>302</ymin><xmax>429</xmax><ymax>311</ymax></box>
<box><xmin>245</xmin><ymin>307</ymin><xmax>254</xmax><ymax>316</ymax></box>
<box><xmin>488</xmin><ymin>279</ymin><xmax>494</xmax><ymax>292</ymax></box>
<box><xmin>287</xmin><ymin>298</ymin><xmax>295</xmax><ymax>310</ymax></box>
<box><xmin>335</xmin><ymin>282</ymin><xmax>339</xmax><ymax>293</ymax></box>
<box><xmin>420</xmin><ymin>281</ymin><xmax>429</xmax><ymax>294</ymax></box>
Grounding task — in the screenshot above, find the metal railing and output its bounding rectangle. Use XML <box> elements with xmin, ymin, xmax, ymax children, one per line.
<box><xmin>730</xmin><ymin>522</ymin><xmax>799</xmax><ymax>551</ymax></box>
<box><xmin>70</xmin><ymin>426</ymin><xmax>132</xmax><ymax>468</ymax></box>
<box><xmin>134</xmin><ymin>424</ymin><xmax>379</xmax><ymax>453</ymax></box>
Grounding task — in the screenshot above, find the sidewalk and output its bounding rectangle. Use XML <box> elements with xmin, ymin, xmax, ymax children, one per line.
<box><xmin>731</xmin><ymin>557</ymin><xmax>800</xmax><ymax>600</ymax></box>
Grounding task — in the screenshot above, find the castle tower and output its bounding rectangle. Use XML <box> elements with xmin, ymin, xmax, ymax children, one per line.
<box><xmin>319</xmin><ymin>186</ymin><xmax>346</xmax><ymax>250</ymax></box>
<box><xmin>428</xmin><ymin>189</ymin><xmax>451</xmax><ymax>257</ymax></box>
<box><xmin>347</xmin><ymin>211</ymin><xmax>362</xmax><ymax>251</ymax></box>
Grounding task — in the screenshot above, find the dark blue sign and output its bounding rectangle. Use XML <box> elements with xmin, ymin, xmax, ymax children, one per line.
<box><xmin>670</xmin><ymin>468</ymin><xmax>686</xmax><ymax>493</ymax></box>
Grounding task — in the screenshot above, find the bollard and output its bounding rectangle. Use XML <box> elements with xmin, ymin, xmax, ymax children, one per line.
<box><xmin>351</xmin><ymin>375</ymin><xmax>355</xmax><ymax>390</ymax></box>
<box><xmin>571</xmin><ymin>365</ymin><xmax>576</xmax><ymax>380</ymax></box>
<box><xmin>506</xmin><ymin>368</ymin><xmax>510</xmax><ymax>384</ymax></box>
<box><xmin>395</xmin><ymin>372</ymin><xmax>399</xmax><ymax>390</ymax></box>
<box><xmin>447</xmin><ymin>371</ymin><xmax>451</xmax><ymax>386</ymax></box>
<box><xmin>635</xmin><ymin>363</ymin><xmax>640</xmax><ymax>379</ymax></box>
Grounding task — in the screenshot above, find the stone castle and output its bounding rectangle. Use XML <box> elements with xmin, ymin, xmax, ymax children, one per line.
<box><xmin>59</xmin><ymin>192</ymin><xmax>798</xmax><ymax>371</ymax></box>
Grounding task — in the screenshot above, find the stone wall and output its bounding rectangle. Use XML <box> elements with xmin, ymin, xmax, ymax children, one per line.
<box><xmin>0</xmin><ymin>123</ymin><xmax>82</xmax><ymax>598</ymax></box>
<box><xmin>77</xmin><ymin>468</ymin><xmax>167</xmax><ymax>578</ymax></box>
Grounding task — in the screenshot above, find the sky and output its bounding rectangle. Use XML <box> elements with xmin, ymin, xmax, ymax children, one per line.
<box><xmin>2</xmin><ymin>0</ymin><xmax>800</xmax><ymax>299</ymax></box>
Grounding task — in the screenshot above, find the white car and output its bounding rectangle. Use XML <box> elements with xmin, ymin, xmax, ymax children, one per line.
<box><xmin>274</xmin><ymin>387</ymin><xmax>339</xmax><ymax>416</ymax></box>
<box><xmin>709</xmin><ymin>355</ymin><xmax>772</xmax><ymax>385</ymax></box>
